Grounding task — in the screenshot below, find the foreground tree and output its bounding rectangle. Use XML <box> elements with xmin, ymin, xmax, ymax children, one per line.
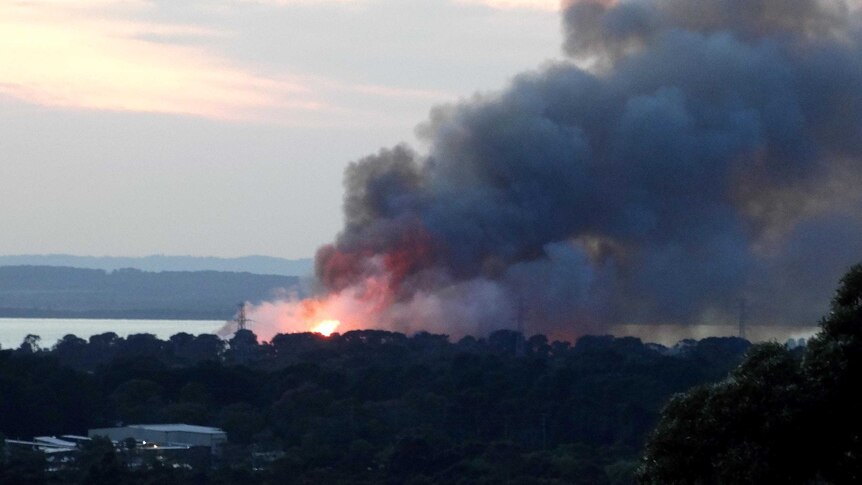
<box><xmin>803</xmin><ymin>264</ymin><xmax>862</xmax><ymax>482</ymax></box>
<box><xmin>639</xmin><ymin>343</ymin><xmax>809</xmax><ymax>483</ymax></box>
<box><xmin>639</xmin><ymin>263</ymin><xmax>862</xmax><ymax>483</ymax></box>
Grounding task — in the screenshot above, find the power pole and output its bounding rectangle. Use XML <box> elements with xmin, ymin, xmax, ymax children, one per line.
<box><xmin>738</xmin><ymin>299</ymin><xmax>747</xmax><ymax>340</ymax></box>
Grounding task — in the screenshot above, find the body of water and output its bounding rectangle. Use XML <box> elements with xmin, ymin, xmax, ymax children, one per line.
<box><xmin>0</xmin><ymin>318</ymin><xmax>226</xmax><ymax>350</ymax></box>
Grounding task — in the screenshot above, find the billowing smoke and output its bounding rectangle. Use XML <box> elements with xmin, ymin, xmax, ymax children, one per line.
<box><xmin>250</xmin><ymin>0</ymin><xmax>862</xmax><ymax>341</ymax></box>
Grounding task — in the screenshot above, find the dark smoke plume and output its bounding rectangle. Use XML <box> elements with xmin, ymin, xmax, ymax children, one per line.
<box><xmin>308</xmin><ymin>0</ymin><xmax>862</xmax><ymax>339</ymax></box>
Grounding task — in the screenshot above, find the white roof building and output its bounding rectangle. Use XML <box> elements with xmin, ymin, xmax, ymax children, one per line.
<box><xmin>88</xmin><ymin>424</ymin><xmax>227</xmax><ymax>453</ymax></box>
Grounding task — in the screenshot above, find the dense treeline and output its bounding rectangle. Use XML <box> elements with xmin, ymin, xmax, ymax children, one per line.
<box><xmin>1</xmin><ymin>326</ymin><xmax>750</xmax><ymax>484</ymax></box>
<box><xmin>0</xmin><ymin>265</ymin><xmax>298</xmax><ymax>319</ymax></box>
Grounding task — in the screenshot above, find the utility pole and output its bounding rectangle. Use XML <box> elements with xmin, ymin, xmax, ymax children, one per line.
<box><xmin>738</xmin><ymin>299</ymin><xmax>747</xmax><ymax>340</ymax></box>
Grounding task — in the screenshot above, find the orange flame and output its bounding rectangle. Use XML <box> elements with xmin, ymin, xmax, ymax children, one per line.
<box><xmin>310</xmin><ymin>319</ymin><xmax>340</xmax><ymax>336</ymax></box>
<box><xmin>231</xmin><ymin>271</ymin><xmax>395</xmax><ymax>342</ymax></box>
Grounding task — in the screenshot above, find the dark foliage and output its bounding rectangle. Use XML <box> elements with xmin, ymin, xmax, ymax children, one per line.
<box><xmin>0</xmin><ymin>326</ymin><xmax>750</xmax><ymax>484</ymax></box>
<box><xmin>640</xmin><ymin>263</ymin><xmax>862</xmax><ymax>483</ymax></box>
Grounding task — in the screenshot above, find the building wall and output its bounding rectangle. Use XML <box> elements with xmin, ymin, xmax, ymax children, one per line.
<box><xmin>88</xmin><ymin>427</ymin><xmax>227</xmax><ymax>453</ymax></box>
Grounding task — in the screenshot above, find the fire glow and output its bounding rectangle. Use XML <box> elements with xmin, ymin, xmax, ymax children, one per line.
<box><xmin>230</xmin><ymin>0</ymin><xmax>862</xmax><ymax>343</ymax></box>
<box><xmin>231</xmin><ymin>267</ymin><xmax>397</xmax><ymax>341</ymax></box>
<box><xmin>310</xmin><ymin>319</ymin><xmax>340</xmax><ymax>336</ymax></box>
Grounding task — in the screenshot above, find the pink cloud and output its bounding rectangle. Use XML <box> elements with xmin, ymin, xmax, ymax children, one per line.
<box><xmin>0</xmin><ymin>1</ymin><xmax>323</xmax><ymax>121</ymax></box>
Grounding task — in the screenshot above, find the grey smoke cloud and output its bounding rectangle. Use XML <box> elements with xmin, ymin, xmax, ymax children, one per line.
<box><xmin>563</xmin><ymin>0</ymin><xmax>850</xmax><ymax>61</ymax></box>
<box><xmin>312</xmin><ymin>0</ymin><xmax>862</xmax><ymax>338</ymax></box>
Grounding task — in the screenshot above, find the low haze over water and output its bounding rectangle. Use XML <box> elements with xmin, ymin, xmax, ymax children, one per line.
<box><xmin>610</xmin><ymin>324</ymin><xmax>818</xmax><ymax>347</ymax></box>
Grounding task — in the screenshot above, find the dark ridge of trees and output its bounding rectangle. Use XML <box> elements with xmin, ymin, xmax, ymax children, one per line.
<box><xmin>639</xmin><ymin>263</ymin><xmax>862</xmax><ymax>484</ymax></box>
<box><xmin>0</xmin><ymin>254</ymin><xmax>314</xmax><ymax>276</ymax></box>
<box><xmin>0</xmin><ymin>325</ymin><xmax>751</xmax><ymax>484</ymax></box>
<box><xmin>0</xmin><ymin>265</ymin><xmax>299</xmax><ymax>320</ymax></box>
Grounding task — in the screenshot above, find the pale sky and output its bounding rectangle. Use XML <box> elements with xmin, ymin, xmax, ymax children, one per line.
<box><xmin>0</xmin><ymin>0</ymin><xmax>563</xmax><ymax>259</ymax></box>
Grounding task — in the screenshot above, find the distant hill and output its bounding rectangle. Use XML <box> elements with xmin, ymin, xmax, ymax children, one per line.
<box><xmin>0</xmin><ymin>265</ymin><xmax>302</xmax><ymax>320</ymax></box>
<box><xmin>0</xmin><ymin>254</ymin><xmax>313</xmax><ymax>276</ymax></box>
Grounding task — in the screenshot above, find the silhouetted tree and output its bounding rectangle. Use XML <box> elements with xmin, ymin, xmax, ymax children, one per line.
<box><xmin>803</xmin><ymin>263</ymin><xmax>862</xmax><ymax>482</ymax></box>
<box><xmin>640</xmin><ymin>263</ymin><xmax>862</xmax><ymax>483</ymax></box>
<box><xmin>53</xmin><ymin>334</ymin><xmax>88</xmax><ymax>368</ymax></box>
<box><xmin>17</xmin><ymin>334</ymin><xmax>41</xmax><ymax>354</ymax></box>
<box><xmin>226</xmin><ymin>329</ymin><xmax>261</xmax><ymax>365</ymax></box>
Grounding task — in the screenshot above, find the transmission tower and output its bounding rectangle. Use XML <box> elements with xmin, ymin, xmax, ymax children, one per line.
<box><xmin>234</xmin><ymin>302</ymin><xmax>253</xmax><ymax>330</ymax></box>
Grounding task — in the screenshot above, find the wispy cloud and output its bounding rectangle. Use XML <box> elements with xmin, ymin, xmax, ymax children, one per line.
<box><xmin>454</xmin><ymin>0</ymin><xmax>562</xmax><ymax>11</ymax></box>
<box><xmin>235</xmin><ymin>0</ymin><xmax>559</xmax><ymax>11</ymax></box>
<box><xmin>0</xmin><ymin>1</ymin><xmax>505</xmax><ymax>124</ymax></box>
<box><xmin>236</xmin><ymin>0</ymin><xmax>363</xmax><ymax>5</ymax></box>
<box><xmin>0</xmin><ymin>1</ymin><xmax>321</xmax><ymax>121</ymax></box>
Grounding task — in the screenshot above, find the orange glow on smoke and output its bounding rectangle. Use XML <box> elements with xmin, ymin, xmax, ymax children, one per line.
<box><xmin>310</xmin><ymin>319</ymin><xmax>340</xmax><ymax>336</ymax></box>
<box><xmin>243</xmin><ymin>224</ymin><xmax>439</xmax><ymax>341</ymax></box>
<box><xmin>237</xmin><ymin>271</ymin><xmax>396</xmax><ymax>342</ymax></box>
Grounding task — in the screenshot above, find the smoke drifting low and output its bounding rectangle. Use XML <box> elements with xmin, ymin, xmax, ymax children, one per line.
<box><xmin>252</xmin><ymin>0</ymin><xmax>862</xmax><ymax>341</ymax></box>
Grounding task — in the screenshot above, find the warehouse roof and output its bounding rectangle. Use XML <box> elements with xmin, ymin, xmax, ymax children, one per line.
<box><xmin>128</xmin><ymin>424</ymin><xmax>225</xmax><ymax>434</ymax></box>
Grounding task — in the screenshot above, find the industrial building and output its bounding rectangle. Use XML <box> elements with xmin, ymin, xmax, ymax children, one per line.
<box><xmin>88</xmin><ymin>424</ymin><xmax>227</xmax><ymax>454</ymax></box>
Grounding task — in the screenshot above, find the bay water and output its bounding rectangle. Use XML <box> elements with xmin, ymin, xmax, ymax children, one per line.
<box><xmin>0</xmin><ymin>318</ymin><xmax>225</xmax><ymax>350</ymax></box>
